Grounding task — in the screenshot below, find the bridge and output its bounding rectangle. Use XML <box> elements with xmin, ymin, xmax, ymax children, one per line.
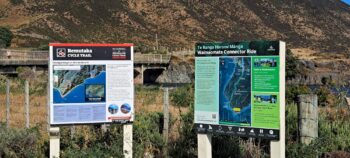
<box><xmin>0</xmin><ymin>49</ymin><xmax>172</xmax><ymax>84</ymax></box>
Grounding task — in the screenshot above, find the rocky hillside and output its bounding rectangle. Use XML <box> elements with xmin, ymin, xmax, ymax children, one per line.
<box><xmin>0</xmin><ymin>0</ymin><xmax>349</xmax><ymax>53</ymax></box>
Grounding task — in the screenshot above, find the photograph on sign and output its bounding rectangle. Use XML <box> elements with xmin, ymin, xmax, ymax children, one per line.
<box><xmin>194</xmin><ymin>41</ymin><xmax>285</xmax><ymax>140</ymax></box>
<box><xmin>49</xmin><ymin>44</ymin><xmax>134</xmax><ymax>125</ymax></box>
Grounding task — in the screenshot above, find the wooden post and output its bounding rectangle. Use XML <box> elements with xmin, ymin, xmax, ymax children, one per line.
<box><xmin>298</xmin><ymin>95</ymin><xmax>318</xmax><ymax>145</ymax></box>
<box><xmin>71</xmin><ymin>125</ymin><xmax>75</xmax><ymax>139</ymax></box>
<box><xmin>6</xmin><ymin>78</ymin><xmax>10</xmax><ymax>128</ymax></box>
<box><xmin>49</xmin><ymin>127</ymin><xmax>60</xmax><ymax>158</ymax></box>
<box><xmin>25</xmin><ymin>80</ymin><xmax>30</xmax><ymax>128</ymax></box>
<box><xmin>198</xmin><ymin>134</ymin><xmax>212</xmax><ymax>158</ymax></box>
<box><xmin>163</xmin><ymin>88</ymin><xmax>169</xmax><ymax>157</ymax></box>
<box><xmin>47</xmin><ymin>78</ymin><xmax>50</xmax><ymax>132</ymax></box>
<box><xmin>123</xmin><ymin>124</ymin><xmax>133</xmax><ymax>158</ymax></box>
<box><xmin>101</xmin><ymin>123</ymin><xmax>108</xmax><ymax>133</ymax></box>
<box><xmin>156</xmin><ymin>33</ymin><xmax>159</xmax><ymax>51</ymax></box>
<box><xmin>271</xmin><ymin>41</ymin><xmax>286</xmax><ymax>158</ymax></box>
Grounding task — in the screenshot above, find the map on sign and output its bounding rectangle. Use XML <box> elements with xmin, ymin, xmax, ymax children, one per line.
<box><xmin>219</xmin><ymin>57</ymin><xmax>251</xmax><ymax>126</ymax></box>
<box><xmin>53</xmin><ymin>65</ymin><xmax>106</xmax><ymax>103</ymax></box>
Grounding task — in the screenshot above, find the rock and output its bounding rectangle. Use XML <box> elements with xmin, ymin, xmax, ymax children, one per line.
<box><xmin>156</xmin><ymin>58</ymin><xmax>194</xmax><ymax>84</ymax></box>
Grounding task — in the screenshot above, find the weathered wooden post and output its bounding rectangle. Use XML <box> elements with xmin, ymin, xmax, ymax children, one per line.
<box><xmin>198</xmin><ymin>134</ymin><xmax>212</xmax><ymax>158</ymax></box>
<box><xmin>25</xmin><ymin>80</ymin><xmax>30</xmax><ymax>128</ymax></box>
<box><xmin>47</xmin><ymin>78</ymin><xmax>50</xmax><ymax>132</ymax></box>
<box><xmin>123</xmin><ymin>124</ymin><xmax>133</xmax><ymax>158</ymax></box>
<box><xmin>6</xmin><ymin>78</ymin><xmax>10</xmax><ymax>128</ymax></box>
<box><xmin>6</xmin><ymin>79</ymin><xmax>11</xmax><ymax>128</ymax></box>
<box><xmin>298</xmin><ymin>94</ymin><xmax>318</xmax><ymax>145</ymax></box>
<box><xmin>49</xmin><ymin>127</ymin><xmax>60</xmax><ymax>158</ymax></box>
<box><xmin>163</xmin><ymin>87</ymin><xmax>169</xmax><ymax>157</ymax></box>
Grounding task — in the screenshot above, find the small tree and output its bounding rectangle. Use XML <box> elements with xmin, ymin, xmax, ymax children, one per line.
<box><xmin>0</xmin><ymin>27</ymin><xmax>13</xmax><ymax>48</ymax></box>
<box><xmin>286</xmin><ymin>49</ymin><xmax>299</xmax><ymax>79</ymax></box>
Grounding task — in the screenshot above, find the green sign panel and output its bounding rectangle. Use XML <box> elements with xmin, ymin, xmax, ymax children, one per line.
<box><xmin>195</xmin><ymin>41</ymin><xmax>285</xmax><ymax>140</ymax></box>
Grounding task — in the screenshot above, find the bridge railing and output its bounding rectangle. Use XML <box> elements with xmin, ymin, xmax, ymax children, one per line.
<box><xmin>0</xmin><ymin>49</ymin><xmax>48</xmax><ymax>60</ymax></box>
<box><xmin>134</xmin><ymin>53</ymin><xmax>171</xmax><ymax>64</ymax></box>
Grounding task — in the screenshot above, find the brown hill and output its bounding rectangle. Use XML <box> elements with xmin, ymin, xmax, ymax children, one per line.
<box><xmin>0</xmin><ymin>0</ymin><xmax>349</xmax><ymax>53</ymax></box>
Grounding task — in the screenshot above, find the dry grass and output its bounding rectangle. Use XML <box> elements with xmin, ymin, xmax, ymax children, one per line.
<box><xmin>0</xmin><ymin>94</ymin><xmax>47</xmax><ymax>130</ymax></box>
<box><xmin>0</xmin><ymin>86</ymin><xmax>188</xmax><ymax>142</ymax></box>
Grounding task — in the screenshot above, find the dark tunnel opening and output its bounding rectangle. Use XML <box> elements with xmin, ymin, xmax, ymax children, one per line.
<box><xmin>143</xmin><ymin>68</ymin><xmax>165</xmax><ymax>84</ymax></box>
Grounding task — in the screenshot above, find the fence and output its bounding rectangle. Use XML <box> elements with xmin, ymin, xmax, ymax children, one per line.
<box><xmin>0</xmin><ymin>78</ymin><xmax>47</xmax><ymax>130</ymax></box>
<box><xmin>134</xmin><ymin>53</ymin><xmax>171</xmax><ymax>64</ymax></box>
<box><xmin>0</xmin><ymin>49</ymin><xmax>48</xmax><ymax>60</ymax></box>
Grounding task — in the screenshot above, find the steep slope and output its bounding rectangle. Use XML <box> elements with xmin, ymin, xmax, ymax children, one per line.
<box><xmin>0</xmin><ymin>0</ymin><xmax>349</xmax><ymax>53</ymax></box>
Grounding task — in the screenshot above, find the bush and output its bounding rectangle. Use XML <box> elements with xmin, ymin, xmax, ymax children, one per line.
<box><xmin>0</xmin><ymin>27</ymin><xmax>13</xmax><ymax>48</ymax></box>
<box><xmin>169</xmin><ymin>104</ymin><xmax>197</xmax><ymax>157</ymax></box>
<box><xmin>59</xmin><ymin>111</ymin><xmax>165</xmax><ymax>157</ymax></box>
<box><xmin>286</xmin><ymin>85</ymin><xmax>312</xmax><ymax>104</ymax></box>
<box><xmin>316</xmin><ymin>86</ymin><xmax>336</xmax><ymax>106</ymax></box>
<box><xmin>9</xmin><ymin>0</ymin><xmax>23</xmax><ymax>5</ymax></box>
<box><xmin>0</xmin><ymin>126</ymin><xmax>46</xmax><ymax>157</ymax></box>
<box><xmin>36</xmin><ymin>44</ymin><xmax>49</xmax><ymax>51</ymax></box>
<box><xmin>170</xmin><ymin>84</ymin><xmax>194</xmax><ymax>107</ymax></box>
<box><xmin>286</xmin><ymin>103</ymin><xmax>350</xmax><ymax>157</ymax></box>
<box><xmin>286</xmin><ymin>49</ymin><xmax>299</xmax><ymax>79</ymax></box>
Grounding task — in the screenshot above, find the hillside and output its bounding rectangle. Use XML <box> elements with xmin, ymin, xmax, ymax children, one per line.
<box><xmin>0</xmin><ymin>0</ymin><xmax>349</xmax><ymax>54</ymax></box>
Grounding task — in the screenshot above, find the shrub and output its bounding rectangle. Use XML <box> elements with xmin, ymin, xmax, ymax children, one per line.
<box><xmin>316</xmin><ymin>86</ymin><xmax>336</xmax><ymax>106</ymax></box>
<box><xmin>0</xmin><ymin>126</ymin><xmax>46</xmax><ymax>157</ymax></box>
<box><xmin>0</xmin><ymin>27</ymin><xmax>13</xmax><ymax>48</ymax></box>
<box><xmin>286</xmin><ymin>49</ymin><xmax>299</xmax><ymax>79</ymax></box>
<box><xmin>9</xmin><ymin>0</ymin><xmax>23</xmax><ymax>5</ymax></box>
<box><xmin>286</xmin><ymin>85</ymin><xmax>312</xmax><ymax>104</ymax></box>
<box><xmin>170</xmin><ymin>84</ymin><xmax>194</xmax><ymax>107</ymax></box>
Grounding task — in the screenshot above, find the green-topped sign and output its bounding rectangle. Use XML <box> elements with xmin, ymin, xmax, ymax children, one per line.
<box><xmin>194</xmin><ymin>41</ymin><xmax>285</xmax><ymax>140</ymax></box>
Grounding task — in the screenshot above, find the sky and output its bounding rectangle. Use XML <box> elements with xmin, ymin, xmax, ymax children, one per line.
<box><xmin>342</xmin><ymin>0</ymin><xmax>350</xmax><ymax>5</ymax></box>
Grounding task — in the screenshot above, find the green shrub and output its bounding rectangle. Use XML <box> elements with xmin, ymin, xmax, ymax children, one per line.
<box><xmin>169</xmin><ymin>104</ymin><xmax>197</xmax><ymax>157</ymax></box>
<box><xmin>170</xmin><ymin>84</ymin><xmax>194</xmax><ymax>107</ymax></box>
<box><xmin>0</xmin><ymin>27</ymin><xmax>13</xmax><ymax>48</ymax></box>
<box><xmin>286</xmin><ymin>85</ymin><xmax>312</xmax><ymax>104</ymax></box>
<box><xmin>35</xmin><ymin>44</ymin><xmax>49</xmax><ymax>51</ymax></box>
<box><xmin>286</xmin><ymin>103</ymin><xmax>350</xmax><ymax>157</ymax></box>
<box><xmin>316</xmin><ymin>86</ymin><xmax>335</xmax><ymax>106</ymax></box>
<box><xmin>9</xmin><ymin>0</ymin><xmax>23</xmax><ymax>5</ymax></box>
<box><xmin>59</xmin><ymin>111</ymin><xmax>165</xmax><ymax>157</ymax></box>
<box><xmin>0</xmin><ymin>126</ymin><xmax>46</xmax><ymax>157</ymax></box>
<box><xmin>286</xmin><ymin>49</ymin><xmax>299</xmax><ymax>79</ymax></box>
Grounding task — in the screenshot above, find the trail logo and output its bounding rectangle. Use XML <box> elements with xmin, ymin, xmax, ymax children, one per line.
<box><xmin>267</xmin><ymin>45</ymin><xmax>275</xmax><ymax>52</ymax></box>
<box><xmin>57</xmin><ymin>48</ymin><xmax>66</xmax><ymax>57</ymax></box>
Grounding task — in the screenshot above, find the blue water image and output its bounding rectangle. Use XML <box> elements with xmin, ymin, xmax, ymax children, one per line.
<box><xmin>53</xmin><ymin>72</ymin><xmax>106</xmax><ymax>103</ymax></box>
<box><xmin>108</xmin><ymin>104</ymin><xmax>119</xmax><ymax>114</ymax></box>
<box><xmin>219</xmin><ymin>57</ymin><xmax>251</xmax><ymax>125</ymax></box>
<box><xmin>121</xmin><ymin>103</ymin><xmax>131</xmax><ymax>114</ymax></box>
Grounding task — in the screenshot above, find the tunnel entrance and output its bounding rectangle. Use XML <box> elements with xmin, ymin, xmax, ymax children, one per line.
<box><xmin>143</xmin><ymin>68</ymin><xmax>165</xmax><ymax>84</ymax></box>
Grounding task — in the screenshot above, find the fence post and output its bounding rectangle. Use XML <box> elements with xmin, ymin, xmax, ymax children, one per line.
<box><xmin>49</xmin><ymin>127</ymin><xmax>60</xmax><ymax>158</ymax></box>
<box><xmin>123</xmin><ymin>124</ymin><xmax>133</xmax><ymax>158</ymax></box>
<box><xmin>47</xmin><ymin>77</ymin><xmax>50</xmax><ymax>132</ymax></box>
<box><xmin>25</xmin><ymin>80</ymin><xmax>30</xmax><ymax>128</ymax></box>
<box><xmin>71</xmin><ymin>125</ymin><xmax>75</xmax><ymax>139</ymax></box>
<box><xmin>298</xmin><ymin>95</ymin><xmax>318</xmax><ymax>145</ymax></box>
<box><xmin>198</xmin><ymin>133</ymin><xmax>212</xmax><ymax>158</ymax></box>
<box><xmin>163</xmin><ymin>87</ymin><xmax>169</xmax><ymax>157</ymax></box>
<box><xmin>6</xmin><ymin>78</ymin><xmax>10</xmax><ymax>128</ymax></box>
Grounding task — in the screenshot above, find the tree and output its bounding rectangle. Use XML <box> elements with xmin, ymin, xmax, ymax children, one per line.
<box><xmin>0</xmin><ymin>27</ymin><xmax>13</xmax><ymax>48</ymax></box>
<box><xmin>286</xmin><ymin>49</ymin><xmax>299</xmax><ymax>79</ymax></box>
